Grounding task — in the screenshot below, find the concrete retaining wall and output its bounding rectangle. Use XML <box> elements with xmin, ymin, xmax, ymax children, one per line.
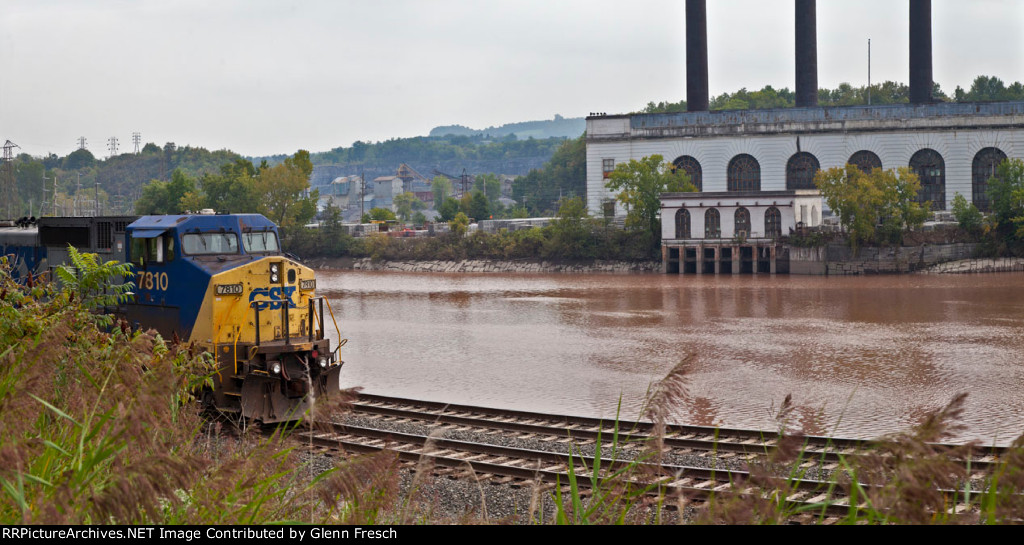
<box><xmin>789</xmin><ymin>243</ymin><xmax>979</xmax><ymax>275</ymax></box>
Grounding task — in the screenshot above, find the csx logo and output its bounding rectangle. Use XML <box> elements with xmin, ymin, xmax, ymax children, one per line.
<box><xmin>249</xmin><ymin>287</ymin><xmax>297</xmax><ymax>311</ymax></box>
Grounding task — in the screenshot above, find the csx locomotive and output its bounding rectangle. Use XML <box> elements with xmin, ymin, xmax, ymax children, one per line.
<box><xmin>0</xmin><ymin>213</ymin><xmax>344</xmax><ymax>423</ymax></box>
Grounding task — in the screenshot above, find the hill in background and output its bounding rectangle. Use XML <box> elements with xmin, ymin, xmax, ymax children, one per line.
<box><xmin>428</xmin><ymin>114</ymin><xmax>585</xmax><ymax>140</ymax></box>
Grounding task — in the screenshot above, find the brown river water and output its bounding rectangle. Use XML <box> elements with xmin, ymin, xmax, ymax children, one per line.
<box><xmin>317</xmin><ymin>270</ymin><xmax>1024</xmax><ymax>445</ymax></box>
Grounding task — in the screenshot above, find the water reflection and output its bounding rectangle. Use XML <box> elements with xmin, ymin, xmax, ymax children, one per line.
<box><xmin>319</xmin><ymin>271</ymin><xmax>1024</xmax><ymax>445</ymax></box>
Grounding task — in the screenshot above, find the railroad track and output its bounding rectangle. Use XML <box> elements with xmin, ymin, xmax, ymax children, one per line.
<box><xmin>297</xmin><ymin>420</ymin><xmax>867</xmax><ymax>519</ymax></box>
<box><xmin>341</xmin><ymin>393</ymin><xmax>1005</xmax><ymax>473</ymax></box>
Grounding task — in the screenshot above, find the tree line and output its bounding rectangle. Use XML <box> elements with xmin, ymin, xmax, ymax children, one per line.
<box><xmin>641</xmin><ymin>75</ymin><xmax>1024</xmax><ymax>114</ymax></box>
<box><xmin>3</xmin><ymin>143</ymin><xmax>242</xmax><ymax>218</ymax></box>
<box><xmin>254</xmin><ymin>133</ymin><xmax>569</xmax><ymax>169</ymax></box>
<box><xmin>134</xmin><ymin>151</ymin><xmax>319</xmax><ymax>230</ymax></box>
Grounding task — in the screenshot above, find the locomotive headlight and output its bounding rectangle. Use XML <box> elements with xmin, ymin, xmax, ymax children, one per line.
<box><xmin>319</xmin><ymin>357</ymin><xmax>328</xmax><ymax>368</ymax></box>
<box><xmin>270</xmin><ymin>263</ymin><xmax>280</xmax><ymax>274</ymax></box>
<box><xmin>270</xmin><ymin>273</ymin><xmax>279</xmax><ymax>283</ymax></box>
<box><xmin>271</xmin><ymin>362</ymin><xmax>282</xmax><ymax>375</ymax></box>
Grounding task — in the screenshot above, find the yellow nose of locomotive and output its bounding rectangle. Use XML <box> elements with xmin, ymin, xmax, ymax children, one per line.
<box><xmin>197</xmin><ymin>257</ymin><xmax>342</xmax><ymax>422</ymax></box>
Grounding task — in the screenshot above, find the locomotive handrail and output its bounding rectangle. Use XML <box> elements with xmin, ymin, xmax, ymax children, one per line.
<box><xmin>322</xmin><ymin>297</ymin><xmax>343</xmax><ymax>357</ymax></box>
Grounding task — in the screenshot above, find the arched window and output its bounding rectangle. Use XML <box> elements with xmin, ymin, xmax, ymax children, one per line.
<box><xmin>727</xmin><ymin>154</ymin><xmax>761</xmax><ymax>192</ymax></box>
<box><xmin>765</xmin><ymin>207</ymin><xmax>782</xmax><ymax>238</ymax></box>
<box><xmin>848</xmin><ymin>150</ymin><xmax>882</xmax><ymax>174</ymax></box>
<box><xmin>734</xmin><ymin>207</ymin><xmax>751</xmax><ymax>237</ymax></box>
<box><xmin>909</xmin><ymin>149</ymin><xmax>946</xmax><ymax>210</ymax></box>
<box><xmin>705</xmin><ymin>209</ymin><xmax>721</xmax><ymax>239</ymax></box>
<box><xmin>672</xmin><ymin>156</ymin><xmax>702</xmax><ymax>191</ymax></box>
<box><xmin>675</xmin><ymin>208</ymin><xmax>691</xmax><ymax>239</ymax></box>
<box><xmin>786</xmin><ymin>152</ymin><xmax>820</xmax><ymax>190</ymax></box>
<box><xmin>972</xmin><ymin>147</ymin><xmax>1007</xmax><ymax>212</ymax></box>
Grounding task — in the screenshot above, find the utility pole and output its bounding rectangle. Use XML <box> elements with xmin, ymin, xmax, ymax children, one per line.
<box><xmin>1</xmin><ymin>140</ymin><xmax>19</xmax><ymax>218</ymax></box>
<box><xmin>95</xmin><ymin>181</ymin><xmax>101</xmax><ymax>216</ymax></box>
<box><xmin>77</xmin><ymin>136</ymin><xmax>87</xmax><ymax>151</ymax></box>
<box><xmin>360</xmin><ymin>171</ymin><xmax>366</xmax><ymax>220</ymax></box>
<box><xmin>42</xmin><ymin>174</ymin><xmax>49</xmax><ymax>217</ymax></box>
<box><xmin>132</xmin><ymin>132</ymin><xmax>141</xmax><ymax>154</ymax></box>
<box><xmin>107</xmin><ymin>136</ymin><xmax>119</xmax><ymax>158</ymax></box>
<box><xmin>75</xmin><ymin>172</ymin><xmax>83</xmax><ymax>217</ymax></box>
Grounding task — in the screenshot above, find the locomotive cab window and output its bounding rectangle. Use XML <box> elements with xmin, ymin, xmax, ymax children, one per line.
<box><xmin>131</xmin><ymin>233</ymin><xmax>174</xmax><ymax>267</ymax></box>
<box><xmin>182</xmin><ymin>232</ymin><xmax>240</xmax><ymax>255</ymax></box>
<box><xmin>242</xmin><ymin>231</ymin><xmax>280</xmax><ymax>254</ymax></box>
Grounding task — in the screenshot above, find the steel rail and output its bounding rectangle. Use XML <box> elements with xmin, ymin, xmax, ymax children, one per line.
<box><xmin>348</xmin><ymin>393</ymin><xmax>1005</xmax><ymax>471</ymax></box>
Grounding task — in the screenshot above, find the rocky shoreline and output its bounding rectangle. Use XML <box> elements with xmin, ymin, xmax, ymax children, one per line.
<box><xmin>920</xmin><ymin>257</ymin><xmax>1024</xmax><ymax>274</ymax></box>
<box><xmin>304</xmin><ymin>255</ymin><xmax>1024</xmax><ymax>276</ymax></box>
<box><xmin>308</xmin><ymin>256</ymin><xmax>660</xmax><ymax>274</ymax></box>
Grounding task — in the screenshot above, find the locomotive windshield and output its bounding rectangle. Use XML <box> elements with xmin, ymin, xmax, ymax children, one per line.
<box><xmin>242</xmin><ymin>230</ymin><xmax>280</xmax><ymax>253</ymax></box>
<box><xmin>182</xmin><ymin>232</ymin><xmax>239</xmax><ymax>255</ymax></box>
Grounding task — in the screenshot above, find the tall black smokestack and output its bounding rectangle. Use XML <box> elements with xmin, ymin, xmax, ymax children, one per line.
<box><xmin>795</xmin><ymin>0</ymin><xmax>818</xmax><ymax>107</ymax></box>
<box><xmin>686</xmin><ymin>0</ymin><xmax>709</xmax><ymax>112</ymax></box>
<box><xmin>909</xmin><ymin>0</ymin><xmax>933</xmax><ymax>104</ymax></box>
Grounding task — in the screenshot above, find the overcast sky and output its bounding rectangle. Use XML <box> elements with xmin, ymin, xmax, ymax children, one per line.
<box><xmin>2</xmin><ymin>0</ymin><xmax>1022</xmax><ymax>158</ymax></box>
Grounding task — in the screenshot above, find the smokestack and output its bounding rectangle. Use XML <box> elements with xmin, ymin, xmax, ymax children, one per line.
<box><xmin>686</xmin><ymin>0</ymin><xmax>709</xmax><ymax>112</ymax></box>
<box><xmin>795</xmin><ymin>0</ymin><xmax>818</xmax><ymax>107</ymax></box>
<box><xmin>909</xmin><ymin>0</ymin><xmax>933</xmax><ymax>104</ymax></box>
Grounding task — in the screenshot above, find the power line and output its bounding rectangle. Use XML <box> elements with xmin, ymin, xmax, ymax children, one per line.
<box><xmin>107</xmin><ymin>136</ymin><xmax>119</xmax><ymax>158</ymax></box>
<box><xmin>2</xmin><ymin>140</ymin><xmax>20</xmax><ymax>218</ymax></box>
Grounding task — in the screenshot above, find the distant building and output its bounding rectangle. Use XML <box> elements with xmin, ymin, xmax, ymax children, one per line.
<box><xmin>659</xmin><ymin>190</ymin><xmax>823</xmax><ymax>275</ymax></box>
<box><xmin>587</xmin><ymin>102</ymin><xmax>1024</xmax><ymax>219</ymax></box>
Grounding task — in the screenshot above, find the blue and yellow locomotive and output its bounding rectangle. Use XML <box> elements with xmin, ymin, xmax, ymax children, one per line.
<box><xmin>0</xmin><ymin>213</ymin><xmax>343</xmax><ymax>423</ymax></box>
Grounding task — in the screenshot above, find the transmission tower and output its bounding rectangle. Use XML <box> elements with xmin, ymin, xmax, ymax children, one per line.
<box><xmin>77</xmin><ymin>136</ymin><xmax>88</xmax><ymax>151</ymax></box>
<box><xmin>107</xmin><ymin>136</ymin><xmax>119</xmax><ymax>158</ymax></box>
<box><xmin>2</xmin><ymin>140</ymin><xmax>20</xmax><ymax>219</ymax></box>
<box><xmin>132</xmin><ymin>132</ymin><xmax>141</xmax><ymax>153</ymax></box>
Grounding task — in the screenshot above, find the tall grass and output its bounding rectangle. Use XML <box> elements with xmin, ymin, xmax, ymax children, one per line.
<box><xmin>0</xmin><ymin>257</ymin><xmax>401</xmax><ymax>525</ymax></box>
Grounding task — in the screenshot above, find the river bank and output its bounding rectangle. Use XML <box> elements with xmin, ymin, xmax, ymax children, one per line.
<box><xmin>920</xmin><ymin>257</ymin><xmax>1024</xmax><ymax>274</ymax></box>
<box><xmin>304</xmin><ymin>250</ymin><xmax>1023</xmax><ymax>276</ymax></box>
<box><xmin>307</xmin><ymin>256</ymin><xmax>660</xmax><ymax>274</ymax></box>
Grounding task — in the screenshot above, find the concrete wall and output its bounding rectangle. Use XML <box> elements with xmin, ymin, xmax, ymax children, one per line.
<box><xmin>789</xmin><ymin>242</ymin><xmax>979</xmax><ymax>275</ymax></box>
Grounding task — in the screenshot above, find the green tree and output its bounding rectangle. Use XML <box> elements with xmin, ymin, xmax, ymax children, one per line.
<box><xmin>543</xmin><ymin>197</ymin><xmax>594</xmax><ymax>258</ymax></box>
<box><xmin>605</xmin><ymin>155</ymin><xmax>696</xmax><ymax>242</ymax></box>
<box><xmin>134</xmin><ymin>169</ymin><xmax>197</xmax><ymax>214</ymax></box>
<box><xmin>393</xmin><ymin>192</ymin><xmax>425</xmax><ymax>222</ymax></box>
<box><xmin>465</xmin><ymin>190</ymin><xmax>490</xmax><ymax>221</ymax></box>
<box><xmin>951</xmin><ymin>193</ymin><xmax>983</xmax><ymax>234</ymax></box>
<box><xmin>431</xmin><ymin>176</ymin><xmax>452</xmax><ymax>209</ymax></box>
<box><xmin>450</xmin><ymin>212</ymin><xmax>469</xmax><ymax>237</ymax></box>
<box><xmin>512</xmin><ymin>135</ymin><xmax>586</xmax><ymax>216</ymax></box>
<box><xmin>438</xmin><ymin>197</ymin><xmax>461</xmax><ymax>222</ymax></box>
<box><xmin>815</xmin><ymin>165</ymin><xmax>927</xmax><ymax>250</ymax></box>
<box><xmin>474</xmin><ymin>173</ymin><xmax>502</xmax><ymax>207</ymax></box>
<box><xmin>201</xmin><ymin>159</ymin><xmax>260</xmax><ymax>214</ymax></box>
<box><xmin>368</xmin><ymin>207</ymin><xmax>397</xmax><ymax>222</ymax></box>
<box><xmin>63</xmin><ymin>148</ymin><xmax>96</xmax><ymax>170</ymax></box>
<box><xmin>986</xmin><ymin>158</ymin><xmax>1024</xmax><ymax>238</ymax></box>
<box><xmin>256</xmin><ymin>150</ymin><xmax>318</xmax><ymax>227</ymax></box>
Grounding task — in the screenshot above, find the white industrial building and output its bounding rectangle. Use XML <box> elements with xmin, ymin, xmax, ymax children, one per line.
<box><xmin>587</xmin><ymin>102</ymin><xmax>1024</xmax><ymax>218</ymax></box>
